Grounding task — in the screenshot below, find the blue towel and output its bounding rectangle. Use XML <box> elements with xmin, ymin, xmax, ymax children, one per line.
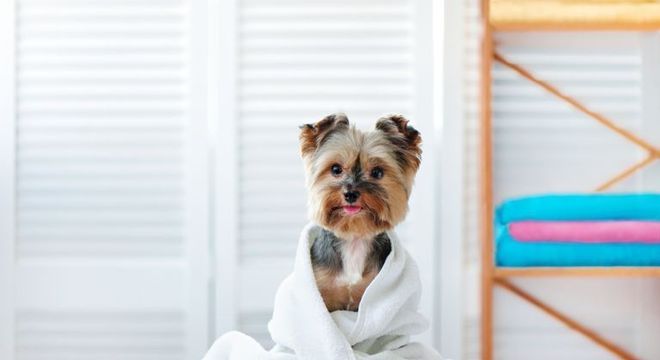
<box><xmin>495</xmin><ymin>193</ymin><xmax>660</xmax><ymax>267</ymax></box>
<box><xmin>497</xmin><ymin>193</ymin><xmax>660</xmax><ymax>223</ymax></box>
<box><xmin>496</xmin><ymin>227</ymin><xmax>660</xmax><ymax>267</ymax></box>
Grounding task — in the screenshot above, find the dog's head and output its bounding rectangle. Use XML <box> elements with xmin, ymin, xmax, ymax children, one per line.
<box><xmin>299</xmin><ymin>113</ymin><xmax>422</xmax><ymax>239</ymax></box>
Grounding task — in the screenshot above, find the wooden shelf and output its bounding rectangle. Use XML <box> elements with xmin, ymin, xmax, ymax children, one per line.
<box><xmin>494</xmin><ymin>267</ymin><xmax>660</xmax><ymax>278</ymax></box>
<box><xmin>491</xmin><ymin>0</ymin><xmax>660</xmax><ymax>31</ymax></box>
<box><xmin>480</xmin><ymin>2</ymin><xmax>660</xmax><ymax>358</ymax></box>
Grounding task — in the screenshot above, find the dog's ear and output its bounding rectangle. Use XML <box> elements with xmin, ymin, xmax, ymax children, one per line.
<box><xmin>299</xmin><ymin>113</ymin><xmax>350</xmax><ymax>156</ymax></box>
<box><xmin>375</xmin><ymin>114</ymin><xmax>422</xmax><ymax>170</ymax></box>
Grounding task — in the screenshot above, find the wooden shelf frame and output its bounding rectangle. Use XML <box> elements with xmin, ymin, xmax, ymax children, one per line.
<box><xmin>494</xmin><ymin>279</ymin><xmax>638</xmax><ymax>359</ymax></box>
<box><xmin>479</xmin><ymin>1</ymin><xmax>660</xmax><ymax>359</ymax></box>
<box><xmin>495</xmin><ymin>267</ymin><xmax>660</xmax><ymax>278</ymax></box>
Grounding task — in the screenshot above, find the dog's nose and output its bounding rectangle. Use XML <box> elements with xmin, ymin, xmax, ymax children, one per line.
<box><xmin>344</xmin><ymin>190</ymin><xmax>360</xmax><ymax>204</ymax></box>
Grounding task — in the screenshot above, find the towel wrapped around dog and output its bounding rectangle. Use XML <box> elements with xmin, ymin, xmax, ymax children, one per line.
<box><xmin>202</xmin><ymin>223</ymin><xmax>442</xmax><ymax>360</ymax></box>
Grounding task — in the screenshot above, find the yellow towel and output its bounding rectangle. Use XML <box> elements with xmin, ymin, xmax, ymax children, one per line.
<box><xmin>491</xmin><ymin>0</ymin><xmax>660</xmax><ymax>29</ymax></box>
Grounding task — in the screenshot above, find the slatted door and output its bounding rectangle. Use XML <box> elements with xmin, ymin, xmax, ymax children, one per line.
<box><xmin>1</xmin><ymin>0</ymin><xmax>210</xmax><ymax>359</ymax></box>
<box><xmin>215</xmin><ymin>0</ymin><xmax>436</xmax><ymax>346</ymax></box>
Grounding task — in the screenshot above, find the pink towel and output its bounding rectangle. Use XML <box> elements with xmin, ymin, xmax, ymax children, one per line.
<box><xmin>509</xmin><ymin>221</ymin><xmax>660</xmax><ymax>243</ymax></box>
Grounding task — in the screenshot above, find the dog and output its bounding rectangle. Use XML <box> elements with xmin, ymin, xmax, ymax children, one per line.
<box><xmin>299</xmin><ymin>113</ymin><xmax>422</xmax><ymax>312</ymax></box>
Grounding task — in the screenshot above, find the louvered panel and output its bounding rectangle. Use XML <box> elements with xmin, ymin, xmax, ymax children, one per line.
<box><xmin>8</xmin><ymin>1</ymin><xmax>210</xmax><ymax>360</ymax></box>
<box><xmin>494</xmin><ymin>278</ymin><xmax>645</xmax><ymax>360</ymax></box>
<box><xmin>232</xmin><ymin>0</ymin><xmax>422</xmax><ymax>346</ymax></box>
<box><xmin>238</xmin><ymin>0</ymin><xmax>416</xmax><ymax>259</ymax></box>
<box><xmin>16</xmin><ymin>311</ymin><xmax>185</xmax><ymax>360</ymax></box>
<box><xmin>494</xmin><ymin>327</ymin><xmax>632</xmax><ymax>360</ymax></box>
<box><xmin>16</xmin><ymin>0</ymin><xmax>186</xmax><ymax>258</ymax></box>
<box><xmin>492</xmin><ymin>32</ymin><xmax>643</xmax><ymax>204</ymax></box>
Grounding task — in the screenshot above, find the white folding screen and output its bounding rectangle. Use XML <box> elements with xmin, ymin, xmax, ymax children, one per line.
<box><xmin>1</xmin><ymin>0</ymin><xmax>210</xmax><ymax>359</ymax></box>
<box><xmin>462</xmin><ymin>0</ymin><xmax>660</xmax><ymax>358</ymax></box>
<box><xmin>215</xmin><ymin>0</ymin><xmax>436</xmax><ymax>346</ymax></box>
<box><xmin>0</xmin><ymin>0</ymin><xmax>436</xmax><ymax>357</ymax></box>
<box><xmin>238</xmin><ymin>0</ymin><xmax>419</xmax><ymax>258</ymax></box>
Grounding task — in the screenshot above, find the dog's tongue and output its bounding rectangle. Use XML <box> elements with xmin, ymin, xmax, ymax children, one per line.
<box><xmin>343</xmin><ymin>205</ymin><xmax>362</xmax><ymax>215</ymax></box>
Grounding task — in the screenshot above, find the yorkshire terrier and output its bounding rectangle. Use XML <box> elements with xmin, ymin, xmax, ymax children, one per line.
<box><xmin>299</xmin><ymin>113</ymin><xmax>421</xmax><ymax>312</ymax></box>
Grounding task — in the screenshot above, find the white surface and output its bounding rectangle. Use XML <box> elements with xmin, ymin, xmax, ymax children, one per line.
<box><xmin>4</xmin><ymin>0</ymin><xmax>211</xmax><ymax>358</ymax></box>
<box><xmin>437</xmin><ymin>0</ymin><xmax>465</xmax><ymax>358</ymax></box>
<box><xmin>0</xmin><ymin>0</ymin><xmax>16</xmax><ymax>358</ymax></box>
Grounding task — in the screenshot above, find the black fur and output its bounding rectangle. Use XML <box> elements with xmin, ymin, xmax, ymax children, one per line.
<box><xmin>371</xmin><ymin>232</ymin><xmax>392</xmax><ymax>269</ymax></box>
<box><xmin>310</xmin><ymin>226</ymin><xmax>392</xmax><ymax>274</ymax></box>
<box><xmin>350</xmin><ymin>159</ymin><xmax>363</xmax><ymax>184</ymax></box>
<box><xmin>310</xmin><ymin>228</ymin><xmax>343</xmax><ymax>273</ymax></box>
<box><xmin>339</xmin><ymin>156</ymin><xmax>388</xmax><ymax>200</ymax></box>
<box><xmin>314</xmin><ymin>114</ymin><xmax>350</xmax><ymax>149</ymax></box>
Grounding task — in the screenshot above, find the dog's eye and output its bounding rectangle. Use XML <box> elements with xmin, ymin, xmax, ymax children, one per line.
<box><xmin>371</xmin><ymin>167</ymin><xmax>384</xmax><ymax>179</ymax></box>
<box><xmin>330</xmin><ymin>164</ymin><xmax>343</xmax><ymax>176</ymax></box>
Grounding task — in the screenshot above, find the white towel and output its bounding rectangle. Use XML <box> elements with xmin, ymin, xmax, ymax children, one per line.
<box><xmin>203</xmin><ymin>223</ymin><xmax>443</xmax><ymax>360</ymax></box>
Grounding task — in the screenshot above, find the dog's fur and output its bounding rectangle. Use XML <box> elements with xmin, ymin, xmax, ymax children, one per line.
<box><xmin>299</xmin><ymin>113</ymin><xmax>421</xmax><ymax>311</ymax></box>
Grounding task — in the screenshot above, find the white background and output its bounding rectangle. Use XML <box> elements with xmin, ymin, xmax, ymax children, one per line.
<box><xmin>1</xmin><ymin>0</ymin><xmax>443</xmax><ymax>359</ymax></box>
<box><xmin>3</xmin><ymin>0</ymin><xmax>658</xmax><ymax>359</ymax></box>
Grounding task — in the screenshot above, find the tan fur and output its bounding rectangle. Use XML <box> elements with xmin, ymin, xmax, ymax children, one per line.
<box><xmin>300</xmin><ymin>113</ymin><xmax>421</xmax><ymax>312</ymax></box>
<box><xmin>313</xmin><ymin>266</ymin><xmax>379</xmax><ymax>312</ymax></box>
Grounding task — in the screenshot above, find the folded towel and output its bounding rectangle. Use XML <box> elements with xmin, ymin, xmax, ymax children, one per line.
<box><xmin>496</xmin><ymin>225</ymin><xmax>660</xmax><ymax>267</ymax></box>
<box><xmin>509</xmin><ymin>221</ymin><xmax>660</xmax><ymax>243</ymax></box>
<box><xmin>202</xmin><ymin>223</ymin><xmax>443</xmax><ymax>360</ymax></box>
<box><xmin>497</xmin><ymin>193</ymin><xmax>660</xmax><ymax>223</ymax></box>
